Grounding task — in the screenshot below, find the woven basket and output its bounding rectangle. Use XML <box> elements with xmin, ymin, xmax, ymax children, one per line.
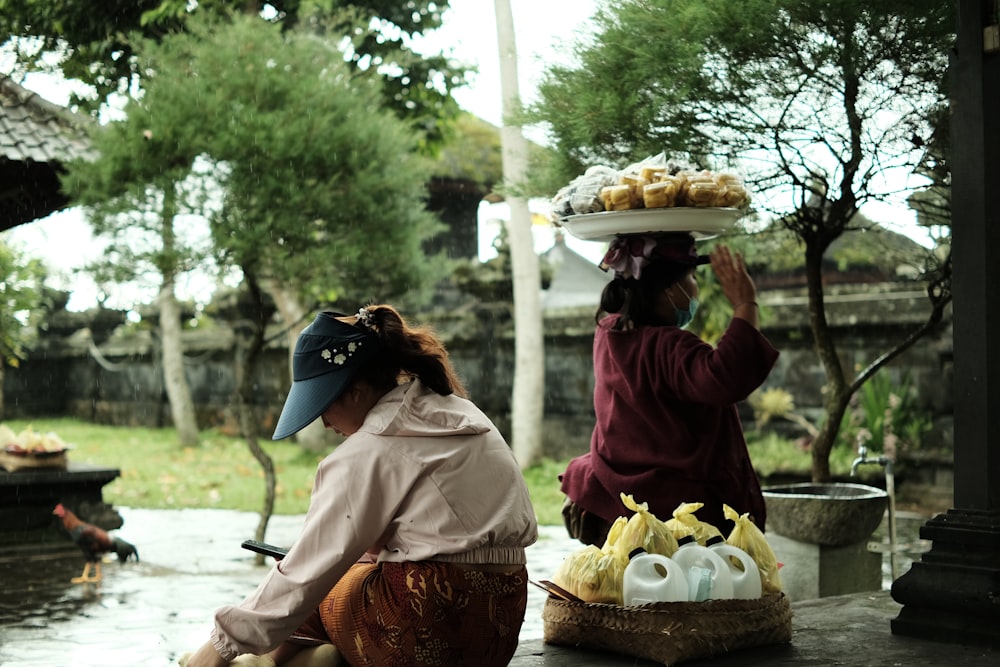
<box><xmin>0</xmin><ymin>449</ymin><xmax>68</xmax><ymax>472</ymax></box>
<box><xmin>542</xmin><ymin>593</ymin><xmax>792</xmax><ymax>666</ymax></box>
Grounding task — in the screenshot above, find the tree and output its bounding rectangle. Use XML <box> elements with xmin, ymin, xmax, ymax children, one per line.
<box><xmin>530</xmin><ymin>0</ymin><xmax>954</xmax><ymax>481</ymax></box>
<box><xmin>14</xmin><ymin>0</ymin><xmax>465</xmax><ymax>451</ymax></box>
<box><xmin>493</xmin><ymin>0</ymin><xmax>545</xmax><ymax>468</ymax></box>
<box><xmin>0</xmin><ymin>240</ymin><xmax>46</xmax><ymax>419</ymax></box>
<box><xmin>95</xmin><ymin>13</ymin><xmax>448</xmax><ymax>548</ymax></box>
<box><xmin>0</xmin><ymin>0</ymin><xmax>466</xmax><ymax>148</ymax></box>
<box><xmin>59</xmin><ymin>111</ymin><xmax>208</xmax><ymax>447</ymax></box>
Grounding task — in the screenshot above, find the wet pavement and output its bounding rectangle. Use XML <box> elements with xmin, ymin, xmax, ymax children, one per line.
<box><xmin>0</xmin><ymin>508</ymin><xmax>581</xmax><ymax>667</ymax></box>
<box><xmin>511</xmin><ymin>590</ymin><xmax>998</xmax><ymax>666</ymax></box>
<box><xmin>0</xmin><ymin>506</ymin><xmax>962</xmax><ymax>667</ymax></box>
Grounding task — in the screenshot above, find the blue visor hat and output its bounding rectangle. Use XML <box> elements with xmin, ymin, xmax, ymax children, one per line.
<box><xmin>272</xmin><ymin>312</ymin><xmax>380</xmax><ymax>440</ymax></box>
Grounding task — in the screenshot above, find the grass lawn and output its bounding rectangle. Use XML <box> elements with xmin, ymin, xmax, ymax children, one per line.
<box><xmin>5</xmin><ymin>418</ymin><xmax>325</xmax><ymax>516</ymax></box>
<box><xmin>3</xmin><ymin>418</ymin><xmax>573</xmax><ymax>525</ymax></box>
<box><xmin>4</xmin><ymin>418</ymin><xmax>848</xmax><ymax>527</ymax></box>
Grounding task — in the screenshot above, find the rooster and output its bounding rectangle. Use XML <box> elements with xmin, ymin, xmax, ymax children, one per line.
<box><xmin>52</xmin><ymin>503</ymin><xmax>139</xmax><ymax>583</ymax></box>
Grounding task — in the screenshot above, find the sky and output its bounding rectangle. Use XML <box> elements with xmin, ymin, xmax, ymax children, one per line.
<box><xmin>3</xmin><ymin>0</ymin><xmax>602</xmax><ymax>312</ymax></box>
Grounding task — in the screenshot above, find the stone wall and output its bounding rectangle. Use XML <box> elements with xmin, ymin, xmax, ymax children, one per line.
<box><xmin>3</xmin><ymin>281</ymin><xmax>953</xmax><ymax>462</ymax></box>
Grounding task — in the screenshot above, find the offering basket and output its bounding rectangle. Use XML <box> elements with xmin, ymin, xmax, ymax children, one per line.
<box><xmin>0</xmin><ymin>446</ymin><xmax>69</xmax><ymax>472</ymax></box>
<box><xmin>542</xmin><ymin>593</ymin><xmax>792</xmax><ymax>666</ymax></box>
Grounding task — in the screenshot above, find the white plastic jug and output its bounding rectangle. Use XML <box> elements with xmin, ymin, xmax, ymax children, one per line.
<box><xmin>622</xmin><ymin>548</ymin><xmax>690</xmax><ymax>605</ymax></box>
<box><xmin>670</xmin><ymin>535</ymin><xmax>735</xmax><ymax>601</ymax></box>
<box><xmin>706</xmin><ymin>536</ymin><xmax>763</xmax><ymax>599</ymax></box>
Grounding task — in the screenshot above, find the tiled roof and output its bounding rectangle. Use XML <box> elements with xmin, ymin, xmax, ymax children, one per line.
<box><xmin>0</xmin><ymin>74</ymin><xmax>93</xmax><ymax>163</ymax></box>
<box><xmin>0</xmin><ymin>75</ymin><xmax>94</xmax><ymax>230</ymax></box>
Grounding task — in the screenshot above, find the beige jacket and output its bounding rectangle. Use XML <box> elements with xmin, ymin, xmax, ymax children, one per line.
<box><xmin>211</xmin><ymin>380</ymin><xmax>538</xmax><ymax>659</ymax></box>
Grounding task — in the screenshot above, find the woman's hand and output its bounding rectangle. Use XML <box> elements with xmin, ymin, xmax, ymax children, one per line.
<box><xmin>709</xmin><ymin>245</ymin><xmax>760</xmax><ymax>327</ymax></box>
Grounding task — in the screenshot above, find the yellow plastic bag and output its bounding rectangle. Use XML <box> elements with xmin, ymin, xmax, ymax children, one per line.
<box><xmin>601</xmin><ymin>516</ymin><xmax>629</xmax><ymax>552</ymax></box>
<box><xmin>552</xmin><ymin>544</ymin><xmax>625</xmax><ymax>604</ymax></box>
<box><xmin>609</xmin><ymin>493</ymin><xmax>679</xmax><ymax>559</ymax></box>
<box><xmin>724</xmin><ymin>503</ymin><xmax>784</xmax><ymax>594</ymax></box>
<box><xmin>665</xmin><ymin>501</ymin><xmax>724</xmax><ymax>545</ymax></box>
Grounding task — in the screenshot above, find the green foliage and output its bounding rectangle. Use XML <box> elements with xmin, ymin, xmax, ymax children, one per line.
<box><xmin>531</xmin><ymin>0</ymin><xmax>953</xmax><ymax>216</ymax></box>
<box><xmin>745</xmin><ymin>431</ymin><xmax>812</xmax><ymax>478</ymax></box>
<box><xmin>62</xmin><ymin>13</ymin><xmax>449</xmax><ymax>309</ymax></box>
<box><xmin>740</xmin><ymin>217</ymin><xmax>928</xmax><ymax>276</ymax></box>
<box><xmin>745</xmin><ymin>430</ymin><xmax>860</xmax><ymax>479</ymax></box>
<box><xmin>0</xmin><ymin>0</ymin><xmax>465</xmax><ymax>147</ymax></box>
<box><xmin>836</xmin><ymin>371</ymin><xmax>933</xmax><ymax>456</ymax></box>
<box><xmin>0</xmin><ymin>240</ymin><xmax>47</xmax><ymax>366</ymax></box>
<box><xmin>433</xmin><ymin>113</ymin><xmax>504</xmax><ymax>187</ymax></box>
<box><xmin>528</xmin><ymin>0</ymin><xmax>953</xmax><ymax>481</ymax></box>
<box><xmin>60</xmin><ymin>95</ymin><xmax>215</xmax><ymax>290</ymax></box>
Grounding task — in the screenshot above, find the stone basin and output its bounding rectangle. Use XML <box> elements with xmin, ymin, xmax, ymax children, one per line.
<box><xmin>762</xmin><ymin>482</ymin><xmax>888</xmax><ymax>546</ymax></box>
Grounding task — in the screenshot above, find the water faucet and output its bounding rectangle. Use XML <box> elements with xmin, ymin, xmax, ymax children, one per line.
<box><xmin>850</xmin><ymin>438</ymin><xmax>900</xmax><ymax>580</ymax></box>
<box><xmin>850</xmin><ymin>444</ymin><xmax>868</xmax><ymax>477</ymax></box>
<box><xmin>850</xmin><ymin>443</ymin><xmax>894</xmax><ymax>477</ymax></box>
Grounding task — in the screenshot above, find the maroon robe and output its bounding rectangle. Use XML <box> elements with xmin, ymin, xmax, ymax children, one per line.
<box><xmin>560</xmin><ymin>316</ymin><xmax>779</xmax><ymax>533</ymax></box>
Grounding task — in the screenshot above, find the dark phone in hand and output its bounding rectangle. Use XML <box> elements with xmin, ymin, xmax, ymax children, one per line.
<box><xmin>241</xmin><ymin>539</ymin><xmax>288</xmax><ymax>560</ymax></box>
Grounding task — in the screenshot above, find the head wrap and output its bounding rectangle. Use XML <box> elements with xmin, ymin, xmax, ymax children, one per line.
<box><xmin>599</xmin><ymin>234</ymin><xmax>709</xmax><ymax>279</ymax></box>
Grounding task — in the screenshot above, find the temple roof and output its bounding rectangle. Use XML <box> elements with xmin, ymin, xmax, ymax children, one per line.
<box><xmin>0</xmin><ymin>75</ymin><xmax>93</xmax><ymax>231</ymax></box>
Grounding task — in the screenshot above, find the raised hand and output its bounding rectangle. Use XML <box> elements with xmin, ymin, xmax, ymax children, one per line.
<box><xmin>709</xmin><ymin>245</ymin><xmax>760</xmax><ymax>327</ymax></box>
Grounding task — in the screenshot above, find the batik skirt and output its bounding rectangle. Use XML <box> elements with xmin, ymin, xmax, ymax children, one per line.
<box><xmin>291</xmin><ymin>561</ymin><xmax>528</xmax><ymax>667</ymax></box>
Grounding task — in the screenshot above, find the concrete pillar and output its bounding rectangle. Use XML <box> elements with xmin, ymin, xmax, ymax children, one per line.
<box><xmin>768</xmin><ymin>533</ymin><xmax>881</xmax><ymax>601</ymax></box>
<box><xmin>890</xmin><ymin>0</ymin><xmax>1000</xmax><ymax>646</ymax></box>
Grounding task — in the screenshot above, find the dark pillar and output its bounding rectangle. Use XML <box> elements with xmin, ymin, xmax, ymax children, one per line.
<box><xmin>424</xmin><ymin>177</ymin><xmax>487</xmax><ymax>260</ymax></box>
<box><xmin>890</xmin><ymin>0</ymin><xmax>1000</xmax><ymax>646</ymax></box>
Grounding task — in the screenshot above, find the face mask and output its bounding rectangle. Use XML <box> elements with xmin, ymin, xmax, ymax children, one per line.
<box><xmin>671</xmin><ymin>285</ymin><xmax>699</xmax><ymax>329</ymax></box>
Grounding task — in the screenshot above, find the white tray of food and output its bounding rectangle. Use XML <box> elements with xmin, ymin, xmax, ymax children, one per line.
<box><xmin>560</xmin><ymin>207</ymin><xmax>744</xmax><ymax>242</ymax></box>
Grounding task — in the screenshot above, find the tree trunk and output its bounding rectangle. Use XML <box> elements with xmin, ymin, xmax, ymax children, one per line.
<box><xmin>804</xmin><ymin>240</ymin><xmax>846</xmax><ymax>482</ymax></box>
<box><xmin>233</xmin><ymin>272</ymin><xmax>276</xmax><ymax>567</ymax></box>
<box><xmin>158</xmin><ymin>189</ymin><xmax>199</xmax><ymax>448</ymax></box>
<box><xmin>158</xmin><ymin>284</ymin><xmax>200</xmax><ymax>447</ymax></box>
<box><xmin>494</xmin><ymin>0</ymin><xmax>545</xmax><ymax>469</ymax></box>
<box><xmin>263</xmin><ymin>281</ymin><xmax>327</xmax><ymax>450</ymax></box>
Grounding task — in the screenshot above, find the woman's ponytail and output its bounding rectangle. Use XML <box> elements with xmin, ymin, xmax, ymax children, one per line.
<box><xmin>357</xmin><ymin>304</ymin><xmax>468</xmax><ymax>398</ymax></box>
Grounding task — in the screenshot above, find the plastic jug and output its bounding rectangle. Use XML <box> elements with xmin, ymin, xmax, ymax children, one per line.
<box><xmin>670</xmin><ymin>535</ymin><xmax>735</xmax><ymax>601</ymax></box>
<box><xmin>706</xmin><ymin>536</ymin><xmax>763</xmax><ymax>599</ymax></box>
<box><xmin>622</xmin><ymin>547</ymin><xmax>690</xmax><ymax>605</ymax></box>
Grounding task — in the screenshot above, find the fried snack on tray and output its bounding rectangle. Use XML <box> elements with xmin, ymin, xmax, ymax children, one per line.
<box><xmin>642</xmin><ymin>178</ymin><xmax>679</xmax><ymax>208</ymax></box>
<box><xmin>687</xmin><ymin>181</ymin><xmax>722</xmax><ymax>207</ymax></box>
<box><xmin>549</xmin><ymin>159</ymin><xmax>751</xmax><ymax>221</ymax></box>
<box><xmin>640</xmin><ymin>165</ymin><xmax>668</xmax><ymax>182</ymax></box>
<box><xmin>601</xmin><ymin>184</ymin><xmax>634</xmax><ymax>211</ymax></box>
<box><xmin>619</xmin><ymin>173</ymin><xmax>649</xmax><ymax>207</ymax></box>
